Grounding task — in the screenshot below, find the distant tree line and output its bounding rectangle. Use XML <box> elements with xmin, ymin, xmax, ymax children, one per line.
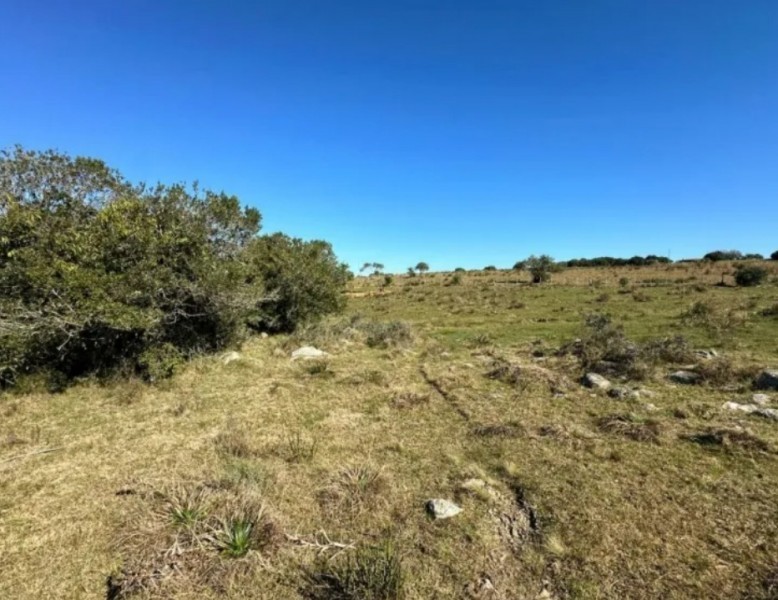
<box><xmin>0</xmin><ymin>146</ymin><xmax>350</xmax><ymax>388</ymax></box>
<box><xmin>702</xmin><ymin>250</ymin><xmax>765</xmax><ymax>261</ymax></box>
<box><xmin>564</xmin><ymin>255</ymin><xmax>672</xmax><ymax>268</ymax></box>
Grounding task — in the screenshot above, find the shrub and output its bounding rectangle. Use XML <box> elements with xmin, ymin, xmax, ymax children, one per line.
<box><xmin>618</xmin><ymin>277</ymin><xmax>629</xmax><ymax>288</ymax></box>
<box><xmin>0</xmin><ymin>146</ymin><xmax>348</xmax><ymax>387</ymax></box>
<box><xmin>680</xmin><ymin>301</ymin><xmax>746</xmax><ymax>336</ymax></box>
<box><xmin>454</xmin><ymin>267</ymin><xmax>466</xmax><ymax>272</ymax></box>
<box><xmin>734</xmin><ymin>264</ymin><xmax>768</xmax><ymax>287</ymax></box>
<box><xmin>246</xmin><ymin>233</ymin><xmax>351</xmax><ymax>333</ymax></box>
<box><xmin>771</xmin><ymin>251</ymin><xmax>778</xmax><ymax>261</ymax></box>
<box><xmin>524</xmin><ymin>254</ymin><xmax>560</xmax><ymax>284</ymax></box>
<box><xmin>512</xmin><ymin>261</ymin><xmax>526</xmax><ymax>270</ymax></box>
<box><xmin>761</xmin><ymin>303</ymin><xmax>778</xmax><ymax>317</ymax></box>
<box><xmin>484</xmin><ymin>265</ymin><xmax>497</xmax><ymax>271</ymax></box>
<box><xmin>449</xmin><ymin>274</ymin><xmax>462</xmax><ymax>285</ymax></box>
<box><xmin>363</xmin><ymin>321</ymin><xmax>412</xmax><ymax>348</ymax></box>
<box><xmin>382</xmin><ymin>275</ymin><xmax>393</xmax><ymax>287</ymax></box>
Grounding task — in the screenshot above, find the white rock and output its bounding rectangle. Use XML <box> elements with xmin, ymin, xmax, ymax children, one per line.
<box><xmin>291</xmin><ymin>346</ymin><xmax>328</xmax><ymax>360</ymax></box>
<box><xmin>222</xmin><ymin>351</ymin><xmax>241</xmax><ymax>365</ymax></box>
<box><xmin>722</xmin><ymin>402</ymin><xmax>778</xmax><ymax>420</ymax></box>
<box><xmin>425</xmin><ymin>498</ymin><xmax>462</xmax><ymax>519</ymax></box>
<box><xmin>669</xmin><ymin>370</ymin><xmax>701</xmax><ymax>385</ymax></box>
<box><xmin>722</xmin><ymin>401</ymin><xmax>757</xmax><ymax>414</ymax></box>
<box><xmin>755</xmin><ymin>407</ymin><xmax>778</xmax><ymax>421</ymax></box>
<box><xmin>582</xmin><ymin>372</ymin><xmax>611</xmax><ymax>390</ymax></box>
<box><xmin>752</xmin><ymin>393</ymin><xmax>771</xmax><ymax>406</ymax></box>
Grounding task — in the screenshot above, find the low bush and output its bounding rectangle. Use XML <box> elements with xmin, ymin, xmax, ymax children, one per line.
<box><xmin>562</xmin><ymin>314</ymin><xmax>697</xmax><ymax>379</ymax></box>
<box><xmin>362</xmin><ymin>321</ymin><xmax>413</xmax><ymax>349</ymax></box>
<box><xmin>734</xmin><ymin>264</ymin><xmax>768</xmax><ymax>287</ymax></box>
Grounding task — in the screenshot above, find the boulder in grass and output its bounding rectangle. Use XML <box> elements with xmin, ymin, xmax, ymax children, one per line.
<box><xmin>582</xmin><ymin>372</ymin><xmax>611</xmax><ymax>390</ymax></box>
<box><xmin>425</xmin><ymin>498</ymin><xmax>462</xmax><ymax>520</ymax></box>
<box><xmin>669</xmin><ymin>370</ymin><xmax>701</xmax><ymax>385</ymax></box>
<box><xmin>291</xmin><ymin>346</ymin><xmax>328</xmax><ymax>360</ymax></box>
<box><xmin>754</xmin><ymin>370</ymin><xmax>778</xmax><ymax>391</ymax></box>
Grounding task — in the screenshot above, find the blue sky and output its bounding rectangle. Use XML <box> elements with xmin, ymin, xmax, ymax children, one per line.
<box><xmin>1</xmin><ymin>1</ymin><xmax>776</xmax><ymax>272</ymax></box>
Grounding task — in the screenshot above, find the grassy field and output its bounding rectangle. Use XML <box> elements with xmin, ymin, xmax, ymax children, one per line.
<box><xmin>2</xmin><ymin>261</ymin><xmax>778</xmax><ymax>599</ymax></box>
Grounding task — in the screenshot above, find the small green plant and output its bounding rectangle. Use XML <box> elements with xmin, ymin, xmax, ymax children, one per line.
<box><xmin>168</xmin><ymin>488</ymin><xmax>208</xmax><ymax>528</ymax></box>
<box><xmin>216</xmin><ymin>518</ymin><xmax>254</xmax><ymax>557</ymax></box>
<box><xmin>139</xmin><ymin>343</ymin><xmax>184</xmax><ymax>382</ymax></box>
<box><xmin>304</xmin><ymin>541</ymin><xmax>405</xmax><ymax>600</ymax></box>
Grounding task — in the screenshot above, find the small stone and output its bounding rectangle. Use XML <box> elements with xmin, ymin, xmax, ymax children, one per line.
<box><xmin>722</xmin><ymin>401</ymin><xmax>757</xmax><ymax>414</ymax></box>
<box><xmin>755</xmin><ymin>370</ymin><xmax>778</xmax><ymax>391</ymax></box>
<box><xmin>260</xmin><ymin>332</ymin><xmax>269</xmax><ymax>339</ymax></box>
<box><xmin>752</xmin><ymin>394</ymin><xmax>771</xmax><ymax>406</ymax></box>
<box><xmin>582</xmin><ymin>372</ymin><xmax>611</xmax><ymax>390</ymax></box>
<box><xmin>755</xmin><ymin>407</ymin><xmax>778</xmax><ymax>421</ymax></box>
<box><xmin>669</xmin><ymin>370</ymin><xmax>701</xmax><ymax>385</ymax></box>
<box><xmin>695</xmin><ymin>349</ymin><xmax>719</xmax><ymax>360</ymax></box>
<box><xmin>425</xmin><ymin>498</ymin><xmax>462</xmax><ymax>519</ymax></box>
<box><xmin>644</xmin><ymin>403</ymin><xmax>658</xmax><ymax>412</ymax></box>
<box><xmin>461</xmin><ymin>478</ymin><xmax>488</xmax><ymax>491</ymax></box>
<box><xmin>222</xmin><ymin>351</ymin><xmax>241</xmax><ymax>365</ymax></box>
<box><xmin>608</xmin><ymin>387</ymin><xmax>641</xmax><ymax>400</ymax></box>
<box><xmin>291</xmin><ymin>346</ymin><xmax>328</xmax><ymax>360</ymax></box>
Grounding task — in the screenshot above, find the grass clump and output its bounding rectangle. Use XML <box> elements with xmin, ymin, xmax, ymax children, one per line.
<box><xmin>390</xmin><ymin>390</ymin><xmax>430</xmax><ymax>409</ymax></box>
<box><xmin>684</xmin><ymin>427</ymin><xmax>771</xmax><ymax>453</ymax></box>
<box><xmin>167</xmin><ymin>487</ymin><xmax>209</xmax><ymax>528</ymax></box>
<box><xmin>303</xmin><ymin>541</ymin><xmax>404</xmax><ymax>600</ymax></box>
<box><xmin>215</xmin><ymin>426</ymin><xmax>256</xmax><ymax>458</ymax></box>
<box><xmin>596</xmin><ymin>413</ymin><xmax>662</xmax><ymax>443</ymax></box>
<box><xmin>471</xmin><ymin>422</ymin><xmax>525</xmax><ymax>438</ymax></box>
<box><xmin>283</xmin><ymin>431</ymin><xmax>318</xmax><ymax>463</ymax></box>
<box><xmin>319</xmin><ymin>465</ymin><xmax>387</xmax><ymax>515</ymax></box>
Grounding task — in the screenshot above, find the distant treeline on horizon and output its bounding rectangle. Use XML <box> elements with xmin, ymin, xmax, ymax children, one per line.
<box><xmin>564</xmin><ymin>250</ymin><xmax>774</xmax><ymax>268</ymax></box>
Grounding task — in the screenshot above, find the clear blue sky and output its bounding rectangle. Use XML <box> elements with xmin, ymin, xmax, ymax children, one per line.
<box><xmin>2</xmin><ymin>1</ymin><xmax>776</xmax><ymax>272</ymax></box>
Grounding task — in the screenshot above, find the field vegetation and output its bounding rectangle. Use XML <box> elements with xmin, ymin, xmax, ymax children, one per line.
<box><xmin>3</xmin><ymin>251</ymin><xmax>778</xmax><ymax>598</ymax></box>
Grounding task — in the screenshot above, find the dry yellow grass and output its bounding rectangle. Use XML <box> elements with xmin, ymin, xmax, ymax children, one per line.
<box><xmin>2</xmin><ymin>262</ymin><xmax>778</xmax><ymax>599</ymax></box>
